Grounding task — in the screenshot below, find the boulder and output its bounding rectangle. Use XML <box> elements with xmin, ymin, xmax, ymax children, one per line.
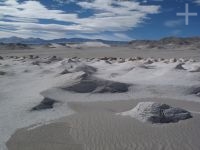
<box><xmin>62</xmin><ymin>78</ymin><xmax>130</xmax><ymax>94</ymax></box>
<box><xmin>31</xmin><ymin>98</ymin><xmax>58</xmax><ymax>111</ymax></box>
<box><xmin>120</xmin><ymin>102</ymin><xmax>192</xmax><ymax>123</ymax></box>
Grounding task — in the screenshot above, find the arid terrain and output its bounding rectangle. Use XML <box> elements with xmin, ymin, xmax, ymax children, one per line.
<box><xmin>0</xmin><ymin>38</ymin><xmax>200</xmax><ymax>150</ymax></box>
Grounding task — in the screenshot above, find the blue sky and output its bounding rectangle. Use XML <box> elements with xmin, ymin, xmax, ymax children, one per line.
<box><xmin>0</xmin><ymin>0</ymin><xmax>200</xmax><ymax>40</ymax></box>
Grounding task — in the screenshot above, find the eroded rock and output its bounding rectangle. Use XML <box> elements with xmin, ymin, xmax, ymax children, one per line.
<box><xmin>62</xmin><ymin>78</ymin><xmax>130</xmax><ymax>94</ymax></box>
<box><xmin>31</xmin><ymin>98</ymin><xmax>58</xmax><ymax>111</ymax></box>
<box><xmin>120</xmin><ymin>102</ymin><xmax>192</xmax><ymax>123</ymax></box>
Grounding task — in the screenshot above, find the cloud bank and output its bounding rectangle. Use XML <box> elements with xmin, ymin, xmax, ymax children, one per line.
<box><xmin>0</xmin><ymin>0</ymin><xmax>160</xmax><ymax>40</ymax></box>
<box><xmin>195</xmin><ymin>0</ymin><xmax>200</xmax><ymax>4</ymax></box>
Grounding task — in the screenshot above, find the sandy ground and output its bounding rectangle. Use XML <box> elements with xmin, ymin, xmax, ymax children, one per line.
<box><xmin>0</xmin><ymin>46</ymin><xmax>200</xmax><ymax>60</ymax></box>
<box><xmin>2</xmin><ymin>47</ymin><xmax>200</xmax><ymax>150</ymax></box>
<box><xmin>7</xmin><ymin>98</ymin><xmax>200</xmax><ymax>150</ymax></box>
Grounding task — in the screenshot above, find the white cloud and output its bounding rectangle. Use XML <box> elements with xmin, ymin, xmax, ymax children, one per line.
<box><xmin>71</xmin><ymin>32</ymin><xmax>132</xmax><ymax>41</ymax></box>
<box><xmin>164</xmin><ymin>19</ymin><xmax>183</xmax><ymax>28</ymax></box>
<box><xmin>113</xmin><ymin>33</ymin><xmax>132</xmax><ymax>41</ymax></box>
<box><xmin>0</xmin><ymin>0</ymin><xmax>78</xmax><ymax>22</ymax></box>
<box><xmin>0</xmin><ymin>0</ymin><xmax>160</xmax><ymax>39</ymax></box>
<box><xmin>195</xmin><ymin>0</ymin><xmax>200</xmax><ymax>5</ymax></box>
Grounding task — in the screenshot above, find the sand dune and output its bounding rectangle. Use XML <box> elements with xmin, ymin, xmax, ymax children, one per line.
<box><xmin>7</xmin><ymin>99</ymin><xmax>200</xmax><ymax>150</ymax></box>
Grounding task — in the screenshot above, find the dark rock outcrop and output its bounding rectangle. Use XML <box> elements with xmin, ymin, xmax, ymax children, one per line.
<box><xmin>31</xmin><ymin>98</ymin><xmax>58</xmax><ymax>111</ymax></box>
<box><xmin>62</xmin><ymin>78</ymin><xmax>130</xmax><ymax>94</ymax></box>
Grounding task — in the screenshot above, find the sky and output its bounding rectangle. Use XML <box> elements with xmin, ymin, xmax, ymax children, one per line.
<box><xmin>0</xmin><ymin>0</ymin><xmax>200</xmax><ymax>41</ymax></box>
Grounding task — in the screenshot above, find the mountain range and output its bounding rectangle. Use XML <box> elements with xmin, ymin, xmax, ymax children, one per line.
<box><xmin>0</xmin><ymin>37</ymin><xmax>128</xmax><ymax>45</ymax></box>
<box><xmin>1</xmin><ymin>36</ymin><xmax>200</xmax><ymax>50</ymax></box>
<box><xmin>128</xmin><ymin>37</ymin><xmax>200</xmax><ymax>50</ymax></box>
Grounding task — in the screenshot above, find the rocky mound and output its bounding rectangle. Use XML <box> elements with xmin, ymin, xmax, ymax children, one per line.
<box><xmin>74</xmin><ymin>65</ymin><xmax>97</xmax><ymax>75</ymax></box>
<box><xmin>62</xmin><ymin>78</ymin><xmax>130</xmax><ymax>94</ymax></box>
<box><xmin>174</xmin><ymin>63</ymin><xmax>186</xmax><ymax>70</ymax></box>
<box><xmin>0</xmin><ymin>71</ymin><xmax>7</xmax><ymax>76</ymax></box>
<box><xmin>59</xmin><ymin>63</ymin><xmax>97</xmax><ymax>78</ymax></box>
<box><xmin>189</xmin><ymin>87</ymin><xmax>200</xmax><ymax>97</ymax></box>
<box><xmin>120</xmin><ymin>102</ymin><xmax>192</xmax><ymax>123</ymax></box>
<box><xmin>31</xmin><ymin>97</ymin><xmax>58</xmax><ymax>111</ymax></box>
<box><xmin>32</xmin><ymin>56</ymin><xmax>62</xmax><ymax>65</ymax></box>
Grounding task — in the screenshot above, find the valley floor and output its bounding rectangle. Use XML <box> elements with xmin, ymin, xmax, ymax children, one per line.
<box><xmin>0</xmin><ymin>51</ymin><xmax>200</xmax><ymax>150</ymax></box>
<box><xmin>0</xmin><ymin>46</ymin><xmax>200</xmax><ymax>61</ymax></box>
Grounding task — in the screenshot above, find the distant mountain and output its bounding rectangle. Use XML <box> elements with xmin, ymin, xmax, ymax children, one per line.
<box><xmin>129</xmin><ymin>37</ymin><xmax>200</xmax><ymax>49</ymax></box>
<box><xmin>0</xmin><ymin>37</ymin><xmax>128</xmax><ymax>45</ymax></box>
<box><xmin>1</xmin><ymin>36</ymin><xmax>200</xmax><ymax>48</ymax></box>
<box><xmin>0</xmin><ymin>37</ymin><xmax>24</xmax><ymax>43</ymax></box>
<box><xmin>0</xmin><ymin>43</ymin><xmax>31</xmax><ymax>50</ymax></box>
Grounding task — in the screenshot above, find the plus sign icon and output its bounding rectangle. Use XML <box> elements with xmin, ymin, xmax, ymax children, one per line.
<box><xmin>176</xmin><ymin>3</ymin><xmax>198</xmax><ymax>25</ymax></box>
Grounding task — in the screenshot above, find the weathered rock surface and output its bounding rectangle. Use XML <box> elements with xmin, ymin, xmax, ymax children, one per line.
<box><xmin>62</xmin><ymin>78</ymin><xmax>130</xmax><ymax>94</ymax></box>
<box><xmin>120</xmin><ymin>102</ymin><xmax>192</xmax><ymax>123</ymax></box>
<box><xmin>31</xmin><ymin>98</ymin><xmax>58</xmax><ymax>111</ymax></box>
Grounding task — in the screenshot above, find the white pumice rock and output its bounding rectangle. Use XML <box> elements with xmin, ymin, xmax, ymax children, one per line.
<box><xmin>119</xmin><ymin>102</ymin><xmax>192</xmax><ymax>123</ymax></box>
<box><xmin>144</xmin><ymin>58</ymin><xmax>154</xmax><ymax>64</ymax></box>
<box><xmin>189</xmin><ymin>65</ymin><xmax>200</xmax><ymax>72</ymax></box>
<box><xmin>188</xmin><ymin>59</ymin><xmax>195</xmax><ymax>63</ymax></box>
<box><xmin>163</xmin><ymin>59</ymin><xmax>169</xmax><ymax>63</ymax></box>
<box><xmin>128</xmin><ymin>57</ymin><xmax>137</xmax><ymax>61</ymax></box>
<box><xmin>158</xmin><ymin>58</ymin><xmax>165</xmax><ymax>62</ymax></box>
<box><xmin>178</xmin><ymin>58</ymin><xmax>186</xmax><ymax>63</ymax></box>
<box><xmin>134</xmin><ymin>57</ymin><xmax>143</xmax><ymax>60</ymax></box>
<box><xmin>169</xmin><ymin>58</ymin><xmax>177</xmax><ymax>63</ymax></box>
